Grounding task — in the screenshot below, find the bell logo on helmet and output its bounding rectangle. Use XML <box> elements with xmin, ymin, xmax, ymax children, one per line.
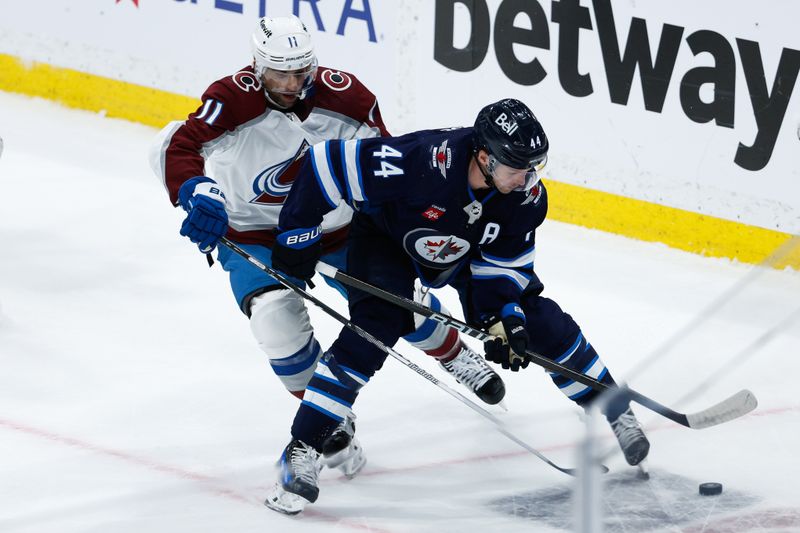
<box><xmin>494</xmin><ymin>112</ymin><xmax>519</xmax><ymax>136</ymax></box>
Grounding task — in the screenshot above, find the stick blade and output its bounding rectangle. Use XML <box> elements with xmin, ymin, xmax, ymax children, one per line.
<box><xmin>685</xmin><ymin>389</ymin><xmax>758</xmax><ymax>429</ymax></box>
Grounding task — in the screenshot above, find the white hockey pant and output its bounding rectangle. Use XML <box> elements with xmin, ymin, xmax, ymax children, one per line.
<box><xmin>249</xmin><ymin>289</ymin><xmax>323</xmax><ymax>395</ymax></box>
<box><xmin>251</xmin><ymin>285</ymin><xmax>459</xmax><ymax>395</ymax></box>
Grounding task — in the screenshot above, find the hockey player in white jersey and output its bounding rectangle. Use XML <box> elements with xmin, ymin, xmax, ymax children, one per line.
<box><xmin>149</xmin><ymin>15</ymin><xmax>505</xmax><ymax>488</ymax></box>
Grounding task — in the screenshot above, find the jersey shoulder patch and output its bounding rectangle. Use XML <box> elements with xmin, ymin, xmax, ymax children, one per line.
<box><xmin>313</xmin><ymin>66</ymin><xmax>377</xmax><ymax>123</ymax></box>
<box><xmin>318</xmin><ymin>68</ymin><xmax>355</xmax><ymax>92</ymax></box>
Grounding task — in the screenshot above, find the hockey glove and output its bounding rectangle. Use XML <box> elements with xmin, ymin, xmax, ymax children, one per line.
<box><xmin>483</xmin><ymin>304</ymin><xmax>531</xmax><ymax>372</ymax></box>
<box><xmin>271</xmin><ymin>226</ymin><xmax>323</xmax><ymax>281</ymax></box>
<box><xmin>178</xmin><ymin>176</ymin><xmax>228</xmax><ymax>253</ymax></box>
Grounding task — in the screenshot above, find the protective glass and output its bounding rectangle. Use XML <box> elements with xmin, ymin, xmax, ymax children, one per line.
<box><xmin>488</xmin><ymin>154</ymin><xmax>548</xmax><ymax>193</ymax></box>
<box><xmin>261</xmin><ymin>60</ymin><xmax>318</xmax><ymax>96</ymax></box>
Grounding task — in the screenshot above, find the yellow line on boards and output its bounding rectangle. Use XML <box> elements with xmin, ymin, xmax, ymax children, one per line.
<box><xmin>0</xmin><ymin>53</ymin><xmax>197</xmax><ymax>129</ymax></box>
<box><xmin>545</xmin><ymin>180</ymin><xmax>799</xmax><ymax>270</ymax></box>
<box><xmin>1</xmin><ymin>53</ymin><xmax>797</xmax><ymax>270</ymax></box>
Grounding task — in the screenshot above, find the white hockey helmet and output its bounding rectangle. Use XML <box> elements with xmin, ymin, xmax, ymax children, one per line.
<box><xmin>251</xmin><ymin>15</ymin><xmax>317</xmax><ymax>75</ymax></box>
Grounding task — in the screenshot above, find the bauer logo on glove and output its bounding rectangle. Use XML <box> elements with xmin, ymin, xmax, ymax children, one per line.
<box><xmin>272</xmin><ymin>226</ymin><xmax>323</xmax><ymax>281</ymax></box>
<box><xmin>177</xmin><ymin>176</ymin><xmax>229</xmax><ymax>253</ymax></box>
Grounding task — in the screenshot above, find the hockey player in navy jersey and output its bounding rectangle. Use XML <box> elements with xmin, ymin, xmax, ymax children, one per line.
<box><xmin>268</xmin><ymin>98</ymin><xmax>651</xmax><ymax>513</ymax></box>
<box><xmin>149</xmin><ymin>16</ymin><xmax>504</xmax><ymax>488</ymax></box>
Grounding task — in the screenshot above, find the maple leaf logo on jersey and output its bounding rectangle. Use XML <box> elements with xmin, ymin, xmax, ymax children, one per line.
<box><xmin>521</xmin><ymin>183</ymin><xmax>543</xmax><ymax>206</ymax></box>
<box><xmin>404</xmin><ymin>229</ymin><xmax>471</xmax><ymax>269</ymax></box>
<box><xmin>250</xmin><ymin>141</ymin><xmax>310</xmax><ymax>205</ymax></box>
<box><xmin>424</xmin><ymin>237</ymin><xmax>464</xmax><ymax>261</ymax></box>
<box><xmin>429</xmin><ymin>139</ymin><xmax>452</xmax><ymax>179</ymax></box>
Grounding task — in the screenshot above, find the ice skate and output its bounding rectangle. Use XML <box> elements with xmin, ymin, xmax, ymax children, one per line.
<box><xmin>264</xmin><ymin>482</ymin><xmax>310</xmax><ymax>515</ymax></box>
<box><xmin>321</xmin><ymin>414</ymin><xmax>366</xmax><ymax>479</ymax></box>
<box><xmin>264</xmin><ymin>439</ymin><xmax>322</xmax><ymax>514</ymax></box>
<box><xmin>609</xmin><ymin>407</ymin><xmax>650</xmax><ymax>466</ymax></box>
<box><xmin>440</xmin><ymin>344</ymin><xmax>506</xmax><ymax>405</ymax></box>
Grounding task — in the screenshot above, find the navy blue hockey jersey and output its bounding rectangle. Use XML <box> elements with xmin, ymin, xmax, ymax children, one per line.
<box><xmin>279</xmin><ymin>127</ymin><xmax>549</xmax><ymax>319</ymax></box>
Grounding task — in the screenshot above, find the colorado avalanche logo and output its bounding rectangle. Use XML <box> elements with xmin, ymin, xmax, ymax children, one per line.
<box><xmin>250</xmin><ymin>141</ymin><xmax>310</xmax><ymax>205</ymax></box>
<box><xmin>403</xmin><ymin>229</ymin><xmax>471</xmax><ymax>269</ymax></box>
<box><xmin>232</xmin><ymin>70</ymin><xmax>262</xmax><ymax>92</ymax></box>
<box><xmin>320</xmin><ymin>69</ymin><xmax>353</xmax><ymax>92</ymax></box>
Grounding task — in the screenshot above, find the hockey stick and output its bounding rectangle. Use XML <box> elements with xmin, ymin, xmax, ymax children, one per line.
<box><xmin>314</xmin><ymin>261</ymin><xmax>758</xmax><ymax>430</ymax></box>
<box><xmin>218</xmin><ymin>237</ymin><xmax>591</xmax><ymax>476</ymax></box>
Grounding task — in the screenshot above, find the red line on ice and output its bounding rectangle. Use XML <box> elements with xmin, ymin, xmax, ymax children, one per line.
<box><xmin>0</xmin><ymin>417</ymin><xmax>395</xmax><ymax>533</ymax></box>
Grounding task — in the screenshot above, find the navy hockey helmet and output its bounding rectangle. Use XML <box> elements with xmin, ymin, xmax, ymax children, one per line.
<box><xmin>473</xmin><ymin>99</ymin><xmax>549</xmax><ymax>192</ymax></box>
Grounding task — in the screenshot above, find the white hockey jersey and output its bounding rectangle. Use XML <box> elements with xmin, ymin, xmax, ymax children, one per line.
<box><xmin>149</xmin><ymin>65</ymin><xmax>388</xmax><ymax>252</ymax></box>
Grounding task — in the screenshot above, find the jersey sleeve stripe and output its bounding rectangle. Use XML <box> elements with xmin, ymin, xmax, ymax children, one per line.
<box><xmin>195</xmin><ymin>99</ymin><xmax>213</xmax><ymax>120</ymax></box>
<box><xmin>205</xmin><ymin>101</ymin><xmax>223</xmax><ymax>125</ymax></box>
<box><xmin>356</xmin><ymin>140</ymin><xmax>367</xmax><ymax>202</ymax></box>
<box><xmin>343</xmin><ymin>139</ymin><xmax>365</xmax><ymax>202</ymax></box>
<box><xmin>310</xmin><ymin>143</ymin><xmax>343</xmax><ymax>209</ymax></box>
<box><xmin>470</xmin><ymin>262</ymin><xmax>532</xmax><ymax>290</ymax></box>
<box><xmin>481</xmin><ymin>246</ymin><xmax>536</xmax><ymax>269</ymax></box>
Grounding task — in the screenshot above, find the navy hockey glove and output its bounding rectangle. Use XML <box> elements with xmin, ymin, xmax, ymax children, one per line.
<box><xmin>178</xmin><ymin>176</ymin><xmax>228</xmax><ymax>253</ymax></box>
<box><xmin>484</xmin><ymin>304</ymin><xmax>531</xmax><ymax>372</ymax></box>
<box><xmin>271</xmin><ymin>226</ymin><xmax>322</xmax><ymax>281</ymax></box>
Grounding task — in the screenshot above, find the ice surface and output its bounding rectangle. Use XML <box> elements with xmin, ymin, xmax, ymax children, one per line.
<box><xmin>1</xmin><ymin>92</ymin><xmax>799</xmax><ymax>532</ymax></box>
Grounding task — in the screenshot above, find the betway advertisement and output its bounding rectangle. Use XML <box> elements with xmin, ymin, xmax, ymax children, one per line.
<box><xmin>419</xmin><ymin>0</ymin><xmax>800</xmax><ymax>233</ymax></box>
<box><xmin>1</xmin><ymin>0</ymin><xmax>798</xmax><ymax>232</ymax></box>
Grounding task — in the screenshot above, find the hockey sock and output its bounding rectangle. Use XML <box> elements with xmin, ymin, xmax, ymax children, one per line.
<box><xmin>424</xmin><ymin>328</ymin><xmax>461</xmax><ymax>363</ymax></box>
<box><xmin>292</xmin><ymin>352</ymin><xmax>367</xmax><ymax>451</ymax></box>
<box><xmin>547</xmin><ymin>332</ymin><xmax>620</xmax><ymax>414</ymax></box>
<box><xmin>403</xmin><ymin>292</ymin><xmax>462</xmax><ymax>363</ymax></box>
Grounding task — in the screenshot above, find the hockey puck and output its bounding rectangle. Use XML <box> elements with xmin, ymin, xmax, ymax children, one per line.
<box><xmin>699</xmin><ymin>482</ymin><xmax>723</xmax><ymax>496</ymax></box>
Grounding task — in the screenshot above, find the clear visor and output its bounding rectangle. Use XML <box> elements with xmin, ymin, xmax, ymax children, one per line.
<box><xmin>488</xmin><ymin>154</ymin><xmax>548</xmax><ymax>193</ymax></box>
<box><xmin>260</xmin><ymin>60</ymin><xmax>318</xmax><ymax>96</ymax></box>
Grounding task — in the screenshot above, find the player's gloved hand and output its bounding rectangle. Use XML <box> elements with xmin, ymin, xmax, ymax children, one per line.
<box><xmin>178</xmin><ymin>176</ymin><xmax>228</xmax><ymax>253</ymax></box>
<box><xmin>484</xmin><ymin>304</ymin><xmax>531</xmax><ymax>371</ymax></box>
<box><xmin>271</xmin><ymin>226</ymin><xmax>322</xmax><ymax>281</ymax></box>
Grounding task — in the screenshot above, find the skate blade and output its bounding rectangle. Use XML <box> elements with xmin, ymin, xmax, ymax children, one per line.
<box><xmin>325</xmin><ymin>444</ymin><xmax>367</xmax><ymax>479</ymax></box>
<box><xmin>341</xmin><ymin>453</ymin><xmax>367</xmax><ymax>479</ymax></box>
<box><xmin>636</xmin><ymin>459</ymin><xmax>650</xmax><ymax>480</ymax></box>
<box><xmin>264</xmin><ymin>483</ymin><xmax>309</xmax><ymax>515</ymax></box>
<box><xmin>323</xmin><ymin>445</ymin><xmax>352</xmax><ymax>469</ymax></box>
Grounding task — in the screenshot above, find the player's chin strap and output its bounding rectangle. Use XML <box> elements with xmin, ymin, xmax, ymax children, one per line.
<box><xmin>218</xmin><ymin>236</ymin><xmax>587</xmax><ymax>477</ymax></box>
<box><xmin>473</xmin><ymin>151</ymin><xmax>497</xmax><ymax>190</ymax></box>
<box><xmin>312</xmin><ymin>260</ymin><xmax>759</xmax><ymax>431</ymax></box>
